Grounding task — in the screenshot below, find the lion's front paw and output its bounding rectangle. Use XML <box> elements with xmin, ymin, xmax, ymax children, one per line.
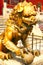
<box><xmin>5</xmin><ymin>53</ymin><xmax>12</xmax><ymax>59</ymax></box>
<box><xmin>0</xmin><ymin>52</ymin><xmax>12</xmax><ymax>59</ymax></box>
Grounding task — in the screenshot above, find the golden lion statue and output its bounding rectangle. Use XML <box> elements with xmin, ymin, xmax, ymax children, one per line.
<box><xmin>0</xmin><ymin>0</ymin><xmax>37</xmax><ymax>64</ymax></box>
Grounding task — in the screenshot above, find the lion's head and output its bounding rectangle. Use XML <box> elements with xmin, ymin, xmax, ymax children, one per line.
<box><xmin>6</xmin><ymin>0</ymin><xmax>37</xmax><ymax>35</ymax></box>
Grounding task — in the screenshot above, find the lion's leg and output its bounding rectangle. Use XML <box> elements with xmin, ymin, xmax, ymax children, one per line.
<box><xmin>0</xmin><ymin>43</ymin><xmax>12</xmax><ymax>59</ymax></box>
<box><xmin>2</xmin><ymin>39</ymin><xmax>21</xmax><ymax>56</ymax></box>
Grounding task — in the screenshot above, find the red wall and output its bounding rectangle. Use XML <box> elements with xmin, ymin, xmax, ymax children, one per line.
<box><xmin>26</xmin><ymin>0</ymin><xmax>43</xmax><ymax>5</ymax></box>
<box><xmin>0</xmin><ymin>0</ymin><xmax>43</xmax><ymax>15</ymax></box>
<box><xmin>0</xmin><ymin>0</ymin><xmax>3</xmax><ymax>15</ymax></box>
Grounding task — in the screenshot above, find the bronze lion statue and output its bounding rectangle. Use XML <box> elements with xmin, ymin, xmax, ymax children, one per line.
<box><xmin>0</xmin><ymin>0</ymin><xmax>37</xmax><ymax>64</ymax></box>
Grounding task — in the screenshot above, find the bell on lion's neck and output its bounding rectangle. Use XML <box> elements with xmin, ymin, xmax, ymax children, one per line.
<box><xmin>22</xmin><ymin>0</ymin><xmax>26</xmax><ymax>2</ymax></box>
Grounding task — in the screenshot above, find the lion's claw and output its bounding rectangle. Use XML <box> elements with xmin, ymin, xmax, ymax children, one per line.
<box><xmin>0</xmin><ymin>52</ymin><xmax>12</xmax><ymax>59</ymax></box>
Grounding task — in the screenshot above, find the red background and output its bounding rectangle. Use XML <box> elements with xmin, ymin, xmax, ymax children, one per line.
<box><xmin>26</xmin><ymin>0</ymin><xmax>43</xmax><ymax>5</ymax></box>
<box><xmin>0</xmin><ymin>0</ymin><xmax>4</xmax><ymax>15</ymax></box>
<box><xmin>0</xmin><ymin>0</ymin><xmax>43</xmax><ymax>15</ymax></box>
